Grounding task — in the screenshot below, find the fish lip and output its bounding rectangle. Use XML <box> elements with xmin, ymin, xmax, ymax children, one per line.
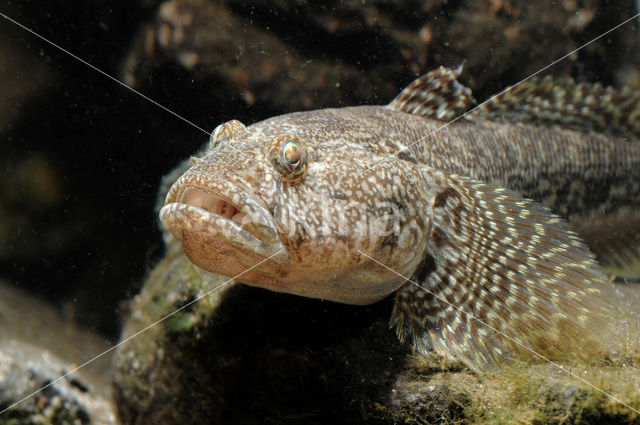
<box><xmin>160</xmin><ymin>173</ymin><xmax>288</xmax><ymax>262</ymax></box>
<box><xmin>159</xmin><ymin>203</ymin><xmax>287</xmax><ymax>262</ymax></box>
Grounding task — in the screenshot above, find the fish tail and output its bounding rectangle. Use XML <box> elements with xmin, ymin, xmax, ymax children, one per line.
<box><xmin>391</xmin><ymin>169</ymin><xmax>617</xmax><ymax>371</ymax></box>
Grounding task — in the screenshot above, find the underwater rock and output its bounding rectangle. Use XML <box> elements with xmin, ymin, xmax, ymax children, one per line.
<box><xmin>112</xmin><ymin>242</ymin><xmax>640</xmax><ymax>424</ymax></box>
<box><xmin>112</xmin><ymin>246</ymin><xmax>452</xmax><ymax>424</ymax></box>
<box><xmin>121</xmin><ymin>0</ymin><xmax>639</xmax><ymax>116</ymax></box>
<box><xmin>0</xmin><ymin>282</ymin><xmax>116</xmax><ymax>424</ymax></box>
<box><xmin>0</xmin><ymin>340</ymin><xmax>116</xmax><ymax>425</ymax></box>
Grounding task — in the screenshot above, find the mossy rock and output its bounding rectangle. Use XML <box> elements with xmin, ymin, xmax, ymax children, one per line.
<box><xmin>112</xmin><ymin>245</ymin><xmax>472</xmax><ymax>424</ymax></box>
<box><xmin>112</xmin><ymin>243</ymin><xmax>640</xmax><ymax>424</ymax></box>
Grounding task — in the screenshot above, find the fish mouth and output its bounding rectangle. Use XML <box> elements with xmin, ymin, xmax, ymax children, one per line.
<box><xmin>159</xmin><ymin>173</ymin><xmax>289</xmax><ymax>266</ymax></box>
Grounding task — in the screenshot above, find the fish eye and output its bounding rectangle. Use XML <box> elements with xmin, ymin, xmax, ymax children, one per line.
<box><xmin>268</xmin><ymin>135</ymin><xmax>308</xmax><ymax>182</ymax></box>
<box><xmin>282</xmin><ymin>141</ymin><xmax>303</xmax><ymax>170</ymax></box>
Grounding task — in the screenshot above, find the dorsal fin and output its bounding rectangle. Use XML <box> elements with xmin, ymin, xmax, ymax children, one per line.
<box><xmin>468</xmin><ymin>76</ymin><xmax>640</xmax><ymax>142</ymax></box>
<box><xmin>387</xmin><ymin>66</ymin><xmax>476</xmax><ymax>120</ymax></box>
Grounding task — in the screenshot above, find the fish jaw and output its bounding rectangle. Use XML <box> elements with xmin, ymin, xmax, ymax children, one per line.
<box><xmin>158</xmin><ymin>160</ymin><xmax>421</xmax><ymax>305</ymax></box>
<box><xmin>159</xmin><ymin>197</ymin><xmax>409</xmax><ymax>305</ymax></box>
<box><xmin>160</xmin><ymin>172</ymin><xmax>291</xmax><ymax>280</ymax></box>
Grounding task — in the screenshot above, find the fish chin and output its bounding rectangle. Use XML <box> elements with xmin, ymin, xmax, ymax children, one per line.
<box><xmin>159</xmin><ymin>200</ymin><xmax>401</xmax><ymax>305</ymax></box>
<box><xmin>159</xmin><ymin>177</ymin><xmax>408</xmax><ymax>305</ymax></box>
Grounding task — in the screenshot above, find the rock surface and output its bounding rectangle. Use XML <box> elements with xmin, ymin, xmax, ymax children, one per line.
<box><xmin>112</xmin><ymin>237</ymin><xmax>640</xmax><ymax>424</ymax></box>
<box><xmin>0</xmin><ymin>282</ymin><xmax>116</xmax><ymax>424</ymax></box>
<box><xmin>0</xmin><ymin>340</ymin><xmax>116</xmax><ymax>425</ymax></box>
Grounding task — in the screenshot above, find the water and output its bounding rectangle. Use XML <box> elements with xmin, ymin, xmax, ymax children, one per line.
<box><xmin>0</xmin><ymin>2</ymin><xmax>639</xmax><ymax>423</ymax></box>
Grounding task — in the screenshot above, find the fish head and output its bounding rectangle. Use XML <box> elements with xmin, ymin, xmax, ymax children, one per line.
<box><xmin>160</xmin><ymin>112</ymin><xmax>429</xmax><ymax>305</ymax></box>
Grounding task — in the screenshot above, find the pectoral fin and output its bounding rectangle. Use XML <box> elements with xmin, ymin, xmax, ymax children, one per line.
<box><xmin>392</xmin><ymin>169</ymin><xmax>617</xmax><ymax>370</ymax></box>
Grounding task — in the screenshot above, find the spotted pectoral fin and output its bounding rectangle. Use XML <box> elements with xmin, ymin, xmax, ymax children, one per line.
<box><xmin>468</xmin><ymin>76</ymin><xmax>640</xmax><ymax>142</ymax></box>
<box><xmin>570</xmin><ymin>208</ymin><xmax>640</xmax><ymax>280</ymax></box>
<box><xmin>391</xmin><ymin>170</ymin><xmax>617</xmax><ymax>371</ymax></box>
<box><xmin>387</xmin><ymin>66</ymin><xmax>476</xmax><ymax>120</ymax></box>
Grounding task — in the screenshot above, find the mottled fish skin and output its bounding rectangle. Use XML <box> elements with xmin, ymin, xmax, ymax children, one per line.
<box><xmin>160</xmin><ymin>68</ymin><xmax>639</xmax><ymax>370</ymax></box>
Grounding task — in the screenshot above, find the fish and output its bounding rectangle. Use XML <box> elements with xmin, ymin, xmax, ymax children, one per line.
<box><xmin>159</xmin><ymin>67</ymin><xmax>640</xmax><ymax>370</ymax></box>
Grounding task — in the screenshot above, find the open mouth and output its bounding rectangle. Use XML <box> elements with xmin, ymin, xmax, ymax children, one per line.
<box><xmin>158</xmin><ymin>168</ymin><xmax>291</xmax><ymax>278</ymax></box>
<box><xmin>178</xmin><ymin>187</ymin><xmax>261</xmax><ymax>239</ymax></box>
<box><xmin>159</xmin><ymin>176</ymin><xmax>285</xmax><ymax>260</ymax></box>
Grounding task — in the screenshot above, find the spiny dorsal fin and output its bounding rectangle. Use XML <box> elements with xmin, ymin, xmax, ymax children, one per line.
<box><xmin>391</xmin><ymin>169</ymin><xmax>617</xmax><ymax>371</ymax></box>
<box><xmin>387</xmin><ymin>66</ymin><xmax>476</xmax><ymax>120</ymax></box>
<box><xmin>468</xmin><ymin>76</ymin><xmax>640</xmax><ymax>142</ymax></box>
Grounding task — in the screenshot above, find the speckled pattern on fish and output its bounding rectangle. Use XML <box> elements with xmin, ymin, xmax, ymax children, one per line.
<box><xmin>159</xmin><ymin>67</ymin><xmax>640</xmax><ymax>370</ymax></box>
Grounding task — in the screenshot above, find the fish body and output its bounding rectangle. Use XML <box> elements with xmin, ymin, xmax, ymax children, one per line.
<box><xmin>160</xmin><ymin>68</ymin><xmax>639</xmax><ymax>369</ymax></box>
